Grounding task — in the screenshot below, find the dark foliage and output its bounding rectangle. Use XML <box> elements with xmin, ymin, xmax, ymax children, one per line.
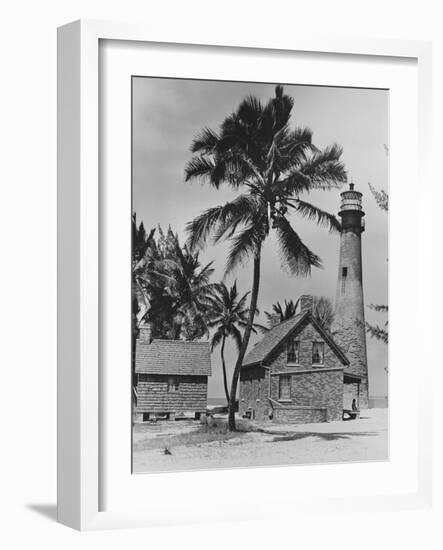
<box><xmin>132</xmin><ymin>218</ymin><xmax>218</xmax><ymax>341</ymax></box>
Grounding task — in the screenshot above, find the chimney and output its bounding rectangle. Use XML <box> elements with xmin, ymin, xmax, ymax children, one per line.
<box><xmin>268</xmin><ymin>313</ymin><xmax>281</xmax><ymax>329</ymax></box>
<box><xmin>138</xmin><ymin>322</ymin><xmax>152</xmax><ymax>344</ymax></box>
<box><xmin>299</xmin><ymin>295</ymin><xmax>313</xmax><ymax>314</ymax></box>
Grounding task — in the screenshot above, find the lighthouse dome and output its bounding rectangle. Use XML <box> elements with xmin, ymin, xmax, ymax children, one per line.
<box><xmin>340</xmin><ymin>183</ymin><xmax>363</xmax><ymax>212</ymax></box>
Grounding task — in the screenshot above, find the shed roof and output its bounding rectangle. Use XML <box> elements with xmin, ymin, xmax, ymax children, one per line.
<box><xmin>135</xmin><ymin>339</ymin><xmax>212</xmax><ymax>376</ymax></box>
<box><xmin>243</xmin><ymin>311</ymin><xmax>349</xmax><ymax>367</ymax></box>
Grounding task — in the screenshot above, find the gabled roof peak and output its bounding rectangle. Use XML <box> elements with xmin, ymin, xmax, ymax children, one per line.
<box><xmin>242</xmin><ymin>311</ymin><xmax>349</xmax><ymax>367</ymax></box>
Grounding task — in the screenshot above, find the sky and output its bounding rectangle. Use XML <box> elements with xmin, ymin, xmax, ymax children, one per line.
<box><xmin>132</xmin><ymin>77</ymin><xmax>389</xmax><ymax>399</ymax></box>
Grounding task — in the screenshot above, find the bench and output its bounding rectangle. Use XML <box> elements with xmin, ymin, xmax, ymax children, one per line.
<box><xmin>343</xmin><ymin>409</ymin><xmax>360</xmax><ymax>420</ymax></box>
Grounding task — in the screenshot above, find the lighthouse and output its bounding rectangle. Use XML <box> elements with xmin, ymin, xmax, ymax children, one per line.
<box><xmin>332</xmin><ymin>182</ymin><xmax>369</xmax><ymax>409</ymax></box>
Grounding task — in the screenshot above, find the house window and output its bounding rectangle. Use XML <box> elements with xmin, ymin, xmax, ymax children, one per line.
<box><xmin>167</xmin><ymin>377</ymin><xmax>179</xmax><ymax>392</ymax></box>
<box><xmin>312</xmin><ymin>342</ymin><xmax>324</xmax><ymax>365</ymax></box>
<box><xmin>279</xmin><ymin>375</ymin><xmax>291</xmax><ymax>401</ymax></box>
<box><xmin>287</xmin><ymin>339</ymin><xmax>300</xmax><ymax>363</ymax></box>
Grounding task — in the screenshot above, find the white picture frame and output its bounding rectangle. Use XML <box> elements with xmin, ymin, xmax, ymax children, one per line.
<box><xmin>57</xmin><ymin>19</ymin><xmax>433</xmax><ymax>531</ymax></box>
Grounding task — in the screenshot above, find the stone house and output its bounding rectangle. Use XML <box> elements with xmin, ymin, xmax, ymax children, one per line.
<box><xmin>133</xmin><ymin>324</ymin><xmax>211</xmax><ymax>422</ymax></box>
<box><xmin>239</xmin><ymin>295</ymin><xmax>361</xmax><ymax>424</ymax></box>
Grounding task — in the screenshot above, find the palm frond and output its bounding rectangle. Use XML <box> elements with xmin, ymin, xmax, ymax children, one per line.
<box><xmin>211</xmin><ymin>194</ymin><xmax>263</xmax><ymax>244</ymax></box>
<box><xmin>196</xmin><ymin>260</ymin><xmax>215</xmax><ymax>281</ymax></box>
<box><xmin>269</xmin><ymin>85</ymin><xmax>294</xmax><ymax>132</ymax></box>
<box><xmin>286</xmin><ymin>127</ymin><xmax>314</xmax><ymax>146</ymax></box>
<box><xmin>185</xmin><ymin>156</ymin><xmax>217</xmax><ymax>182</ymax></box>
<box><xmin>277</xmin><ymin>127</ymin><xmax>316</xmax><ymax>168</ymax></box>
<box><xmin>211</xmin><ymin>282</ymin><xmax>229</xmax><ymax>308</ymax></box>
<box><xmin>210</xmin><ymin>327</ymin><xmax>224</xmax><ymax>351</ymax></box>
<box><xmin>312</xmin><ymin>296</ymin><xmax>334</xmax><ymax>330</ymax></box>
<box><xmin>292</xmin><ymin>199</ymin><xmax>341</xmax><ymax>232</ymax></box>
<box><xmin>185</xmin><ymin>194</ymin><xmax>260</xmax><ymax>251</ymax></box>
<box><xmin>229</xmin><ymin>280</ymin><xmax>238</xmax><ymax>302</ymax></box>
<box><xmin>299</xmin><ymin>144</ymin><xmax>347</xmax><ymax>189</ymax></box>
<box><xmin>190</xmin><ymin>127</ymin><xmax>220</xmax><ymax>154</ymax></box>
<box><xmin>264</xmin><ymin>298</ymin><xmax>298</xmax><ymax>325</ymax></box>
<box><xmin>275</xmin><ymin>217</ymin><xmax>322</xmax><ymax>276</ymax></box>
<box><xmin>277</xmin><ymin>168</ymin><xmax>314</xmax><ymax>196</ymax></box>
<box><xmin>234</xmin><ymin>291</ymin><xmax>251</xmax><ymax>313</ymax></box>
<box><xmin>260</xmin><ymin>88</ymin><xmax>293</xmax><ymax>142</ymax></box>
<box><xmin>275</xmin><ymin>84</ymin><xmax>284</xmax><ymax>98</ymax></box>
<box><xmin>224</xmin><ymin>224</ymin><xmax>260</xmax><ymax>276</ymax></box>
<box><xmin>218</xmin><ymin>113</ymin><xmax>262</xmax><ymax>161</ymax></box>
<box><xmin>230</xmin><ymin>325</ymin><xmax>243</xmax><ymax>351</ymax></box>
<box><xmin>184</xmin><ymin>154</ymin><xmax>238</xmax><ymax>189</ymax></box>
<box><xmin>237</xmin><ymin>95</ymin><xmax>263</xmax><ymax>125</ymax></box>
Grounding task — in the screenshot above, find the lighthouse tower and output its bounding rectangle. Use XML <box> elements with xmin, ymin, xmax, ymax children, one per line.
<box><xmin>332</xmin><ymin>183</ymin><xmax>369</xmax><ymax>408</ymax></box>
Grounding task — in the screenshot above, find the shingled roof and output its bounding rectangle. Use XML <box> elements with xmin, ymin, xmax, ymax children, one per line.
<box><xmin>243</xmin><ymin>313</ymin><xmax>305</xmax><ymax>366</ymax></box>
<box><xmin>135</xmin><ymin>339</ymin><xmax>212</xmax><ymax>376</ymax></box>
<box><xmin>243</xmin><ymin>311</ymin><xmax>349</xmax><ymax>367</ymax></box>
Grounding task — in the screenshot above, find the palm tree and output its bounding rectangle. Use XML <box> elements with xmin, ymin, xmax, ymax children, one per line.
<box><xmin>207</xmin><ymin>282</ymin><xmax>264</xmax><ymax>403</ymax></box>
<box><xmin>265</xmin><ymin>299</ymin><xmax>298</xmax><ymax>325</ymax></box>
<box><xmin>134</xmin><ymin>224</ymin><xmax>218</xmax><ymax>340</ymax></box>
<box><xmin>132</xmin><ymin>215</ymin><xmax>156</xmax><ymax>326</ymax></box>
<box><xmin>164</xmin><ymin>244</ymin><xmax>219</xmax><ymax>340</ymax></box>
<box><xmin>185</xmin><ymin>85</ymin><xmax>347</xmax><ymax>430</ymax></box>
<box><xmin>264</xmin><ymin>296</ymin><xmax>334</xmax><ymax>330</ymax></box>
<box><xmin>148</xmin><ymin>235</ymin><xmax>218</xmax><ymax>340</ymax></box>
<box><xmin>312</xmin><ymin>296</ymin><xmax>334</xmax><ymax>331</ymax></box>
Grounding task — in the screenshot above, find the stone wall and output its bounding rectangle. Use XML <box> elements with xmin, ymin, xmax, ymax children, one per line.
<box><xmin>332</xmin><ymin>322</ymin><xmax>369</xmax><ymax>407</ymax></box>
<box><xmin>239</xmin><ymin>366</ymin><xmax>269</xmax><ymax>421</ymax></box>
<box><xmin>270</xmin><ymin>368</ymin><xmax>343</xmax><ymax>422</ymax></box>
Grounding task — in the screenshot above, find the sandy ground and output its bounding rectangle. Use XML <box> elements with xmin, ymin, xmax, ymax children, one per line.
<box><xmin>132</xmin><ymin>408</ymin><xmax>388</xmax><ymax>473</ymax></box>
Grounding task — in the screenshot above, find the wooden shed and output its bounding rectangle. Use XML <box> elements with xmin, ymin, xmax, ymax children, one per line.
<box><xmin>133</xmin><ymin>324</ymin><xmax>211</xmax><ymax>422</ymax></box>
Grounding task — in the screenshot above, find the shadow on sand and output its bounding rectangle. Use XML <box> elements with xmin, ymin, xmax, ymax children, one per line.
<box><xmin>270</xmin><ymin>431</ymin><xmax>378</xmax><ymax>443</ymax></box>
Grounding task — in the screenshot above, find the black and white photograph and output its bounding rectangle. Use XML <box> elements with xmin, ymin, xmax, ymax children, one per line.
<box><xmin>131</xmin><ymin>77</ymin><xmax>389</xmax><ymax>473</ymax></box>
<box><xmin>4</xmin><ymin>0</ymin><xmax>441</xmax><ymax>542</ymax></box>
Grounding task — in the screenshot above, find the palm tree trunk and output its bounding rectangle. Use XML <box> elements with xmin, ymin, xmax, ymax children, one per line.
<box><xmin>220</xmin><ymin>335</ymin><xmax>230</xmax><ymax>404</ymax></box>
<box><xmin>228</xmin><ymin>247</ymin><xmax>261</xmax><ymax>431</ymax></box>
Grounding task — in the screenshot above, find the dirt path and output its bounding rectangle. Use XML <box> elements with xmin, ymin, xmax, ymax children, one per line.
<box><xmin>132</xmin><ymin>409</ymin><xmax>388</xmax><ymax>473</ymax></box>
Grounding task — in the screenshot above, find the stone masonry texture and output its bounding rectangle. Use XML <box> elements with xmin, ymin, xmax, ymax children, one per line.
<box><xmin>332</xmin><ymin>215</ymin><xmax>369</xmax><ymax>408</ymax></box>
<box><xmin>239</xmin><ymin>319</ymin><xmax>345</xmax><ymax>423</ymax></box>
<box><xmin>239</xmin><ymin>366</ymin><xmax>270</xmax><ymax>421</ymax></box>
